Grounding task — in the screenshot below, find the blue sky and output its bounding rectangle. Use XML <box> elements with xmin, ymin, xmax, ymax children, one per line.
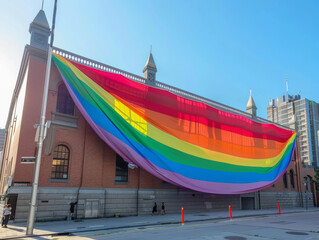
<box><xmin>0</xmin><ymin>0</ymin><xmax>318</xmax><ymax>128</ymax></box>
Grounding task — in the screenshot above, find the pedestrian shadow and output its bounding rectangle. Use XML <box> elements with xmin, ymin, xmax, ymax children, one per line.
<box><xmin>5</xmin><ymin>226</ymin><xmax>24</xmax><ymax>232</ymax></box>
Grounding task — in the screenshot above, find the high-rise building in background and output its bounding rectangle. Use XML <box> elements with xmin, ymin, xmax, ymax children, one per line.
<box><xmin>0</xmin><ymin>129</ymin><xmax>6</xmax><ymax>151</ymax></box>
<box><xmin>267</xmin><ymin>94</ymin><xmax>319</xmax><ymax>167</ymax></box>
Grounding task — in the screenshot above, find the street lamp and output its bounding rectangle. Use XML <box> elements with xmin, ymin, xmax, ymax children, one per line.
<box><xmin>303</xmin><ymin>176</ymin><xmax>309</xmax><ymax>210</ymax></box>
<box><xmin>26</xmin><ymin>0</ymin><xmax>58</xmax><ymax>235</ymax></box>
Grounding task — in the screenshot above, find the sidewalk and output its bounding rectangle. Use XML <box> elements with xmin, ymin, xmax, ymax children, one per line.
<box><xmin>1</xmin><ymin>207</ymin><xmax>318</xmax><ymax>239</ymax></box>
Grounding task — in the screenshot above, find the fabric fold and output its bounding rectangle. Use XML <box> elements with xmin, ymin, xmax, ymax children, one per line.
<box><xmin>52</xmin><ymin>53</ymin><xmax>296</xmax><ymax>194</ymax></box>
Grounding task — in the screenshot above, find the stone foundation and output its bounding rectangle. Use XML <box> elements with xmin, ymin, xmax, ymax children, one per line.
<box><xmin>7</xmin><ymin>187</ymin><xmax>314</xmax><ymax>222</ymax></box>
<box><xmin>259</xmin><ymin>191</ymin><xmax>312</xmax><ymax>209</ymax></box>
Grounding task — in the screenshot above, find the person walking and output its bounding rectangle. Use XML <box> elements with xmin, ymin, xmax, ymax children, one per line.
<box><xmin>2</xmin><ymin>204</ymin><xmax>11</xmax><ymax>228</ymax></box>
<box><xmin>161</xmin><ymin>202</ymin><xmax>166</xmax><ymax>215</ymax></box>
<box><xmin>69</xmin><ymin>201</ymin><xmax>78</xmax><ymax>220</ymax></box>
<box><xmin>152</xmin><ymin>202</ymin><xmax>157</xmax><ymax>215</ymax></box>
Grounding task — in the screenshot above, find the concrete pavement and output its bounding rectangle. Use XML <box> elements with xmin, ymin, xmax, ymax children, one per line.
<box><xmin>1</xmin><ymin>207</ymin><xmax>318</xmax><ymax>240</ymax></box>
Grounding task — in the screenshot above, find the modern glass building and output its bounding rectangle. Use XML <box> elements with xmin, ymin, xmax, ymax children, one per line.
<box><xmin>267</xmin><ymin>94</ymin><xmax>319</xmax><ymax>167</ymax></box>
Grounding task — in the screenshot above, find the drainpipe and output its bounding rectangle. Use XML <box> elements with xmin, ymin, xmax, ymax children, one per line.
<box><xmin>258</xmin><ymin>190</ymin><xmax>261</xmax><ymax>209</ymax></box>
<box><xmin>75</xmin><ymin>121</ymin><xmax>87</xmax><ymax>219</ymax></box>
<box><xmin>136</xmin><ymin>167</ymin><xmax>140</xmax><ymax>215</ymax></box>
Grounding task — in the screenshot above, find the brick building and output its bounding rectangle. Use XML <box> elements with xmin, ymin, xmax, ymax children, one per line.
<box><xmin>0</xmin><ymin>10</ymin><xmax>316</xmax><ymax>221</ymax></box>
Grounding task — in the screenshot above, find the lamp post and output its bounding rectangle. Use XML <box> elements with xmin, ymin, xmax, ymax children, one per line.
<box><xmin>26</xmin><ymin>0</ymin><xmax>58</xmax><ymax>235</ymax></box>
<box><xmin>304</xmin><ymin>176</ymin><xmax>309</xmax><ymax>211</ymax></box>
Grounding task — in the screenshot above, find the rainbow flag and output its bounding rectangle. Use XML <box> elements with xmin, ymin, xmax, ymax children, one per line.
<box><xmin>52</xmin><ymin>53</ymin><xmax>296</xmax><ymax>194</ymax></box>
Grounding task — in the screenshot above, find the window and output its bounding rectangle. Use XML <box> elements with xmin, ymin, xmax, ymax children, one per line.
<box><xmin>56</xmin><ymin>84</ymin><xmax>74</xmax><ymax>115</ymax></box>
<box><xmin>283</xmin><ymin>172</ymin><xmax>288</xmax><ymax>188</ymax></box>
<box><xmin>115</xmin><ymin>154</ymin><xmax>128</xmax><ymax>183</ymax></box>
<box><xmin>290</xmin><ymin>170</ymin><xmax>295</xmax><ymax>189</ymax></box>
<box><xmin>51</xmin><ymin>145</ymin><xmax>70</xmax><ymax>179</ymax></box>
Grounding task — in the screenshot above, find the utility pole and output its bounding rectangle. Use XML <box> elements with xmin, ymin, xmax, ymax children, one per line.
<box><xmin>304</xmin><ymin>176</ymin><xmax>309</xmax><ymax>211</ymax></box>
<box><xmin>26</xmin><ymin>0</ymin><xmax>58</xmax><ymax>235</ymax></box>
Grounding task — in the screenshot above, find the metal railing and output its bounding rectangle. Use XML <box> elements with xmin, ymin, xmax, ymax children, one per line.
<box><xmin>53</xmin><ymin>47</ymin><xmax>146</xmax><ymax>84</ymax></box>
<box><xmin>52</xmin><ymin>46</ymin><xmax>292</xmax><ymax>130</ymax></box>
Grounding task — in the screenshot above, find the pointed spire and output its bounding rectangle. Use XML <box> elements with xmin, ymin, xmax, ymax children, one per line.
<box><xmin>29</xmin><ymin>10</ymin><xmax>50</xmax><ymax>50</ymax></box>
<box><xmin>143</xmin><ymin>52</ymin><xmax>157</xmax><ymax>72</ymax></box>
<box><xmin>246</xmin><ymin>95</ymin><xmax>257</xmax><ymax>109</ymax></box>
<box><xmin>143</xmin><ymin>48</ymin><xmax>157</xmax><ymax>83</ymax></box>
<box><xmin>246</xmin><ymin>91</ymin><xmax>257</xmax><ymax>118</ymax></box>
<box><xmin>30</xmin><ymin>10</ymin><xmax>50</xmax><ymax>31</ymax></box>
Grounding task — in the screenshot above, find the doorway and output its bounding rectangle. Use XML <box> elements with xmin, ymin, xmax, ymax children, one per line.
<box><xmin>85</xmin><ymin>200</ymin><xmax>99</xmax><ymax>218</ymax></box>
<box><xmin>7</xmin><ymin>194</ymin><xmax>18</xmax><ymax>219</ymax></box>
<box><xmin>241</xmin><ymin>197</ymin><xmax>255</xmax><ymax>210</ymax></box>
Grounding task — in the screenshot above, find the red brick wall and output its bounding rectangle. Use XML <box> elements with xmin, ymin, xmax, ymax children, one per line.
<box><xmin>14</xmin><ymin>57</ymin><xmax>47</xmax><ymax>183</ymax></box>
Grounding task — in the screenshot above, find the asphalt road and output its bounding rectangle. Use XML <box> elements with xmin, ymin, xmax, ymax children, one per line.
<box><xmin>35</xmin><ymin>211</ymin><xmax>319</xmax><ymax>240</ymax></box>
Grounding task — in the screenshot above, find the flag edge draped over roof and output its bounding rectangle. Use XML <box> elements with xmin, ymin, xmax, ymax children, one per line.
<box><xmin>52</xmin><ymin>53</ymin><xmax>297</xmax><ymax>195</ymax></box>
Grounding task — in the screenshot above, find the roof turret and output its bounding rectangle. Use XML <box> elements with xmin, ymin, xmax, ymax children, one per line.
<box><xmin>143</xmin><ymin>52</ymin><xmax>157</xmax><ymax>72</ymax></box>
<box><xmin>29</xmin><ymin>10</ymin><xmax>50</xmax><ymax>50</ymax></box>
<box><xmin>246</xmin><ymin>91</ymin><xmax>257</xmax><ymax>118</ymax></box>
<box><xmin>29</xmin><ymin>10</ymin><xmax>50</xmax><ymax>33</ymax></box>
<box><xmin>143</xmin><ymin>49</ymin><xmax>157</xmax><ymax>83</ymax></box>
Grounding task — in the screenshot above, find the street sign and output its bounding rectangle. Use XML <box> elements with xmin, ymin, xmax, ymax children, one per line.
<box><xmin>21</xmin><ymin>157</ymin><xmax>36</xmax><ymax>164</ymax></box>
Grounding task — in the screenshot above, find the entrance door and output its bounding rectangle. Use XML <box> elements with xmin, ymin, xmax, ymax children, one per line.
<box><xmin>241</xmin><ymin>197</ymin><xmax>255</xmax><ymax>210</ymax></box>
<box><xmin>85</xmin><ymin>200</ymin><xmax>99</xmax><ymax>218</ymax></box>
<box><xmin>7</xmin><ymin>194</ymin><xmax>18</xmax><ymax>219</ymax></box>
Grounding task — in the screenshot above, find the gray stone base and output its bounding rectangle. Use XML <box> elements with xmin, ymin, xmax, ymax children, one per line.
<box><xmin>258</xmin><ymin>191</ymin><xmax>313</xmax><ymax>209</ymax></box>
<box><xmin>7</xmin><ymin>187</ymin><xmax>314</xmax><ymax>221</ymax></box>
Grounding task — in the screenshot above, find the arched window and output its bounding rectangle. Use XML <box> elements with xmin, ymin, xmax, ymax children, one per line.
<box><xmin>283</xmin><ymin>172</ymin><xmax>288</xmax><ymax>188</ymax></box>
<box><xmin>56</xmin><ymin>83</ymin><xmax>74</xmax><ymax>115</ymax></box>
<box><xmin>290</xmin><ymin>170</ymin><xmax>295</xmax><ymax>189</ymax></box>
<box><xmin>51</xmin><ymin>145</ymin><xmax>70</xmax><ymax>179</ymax></box>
